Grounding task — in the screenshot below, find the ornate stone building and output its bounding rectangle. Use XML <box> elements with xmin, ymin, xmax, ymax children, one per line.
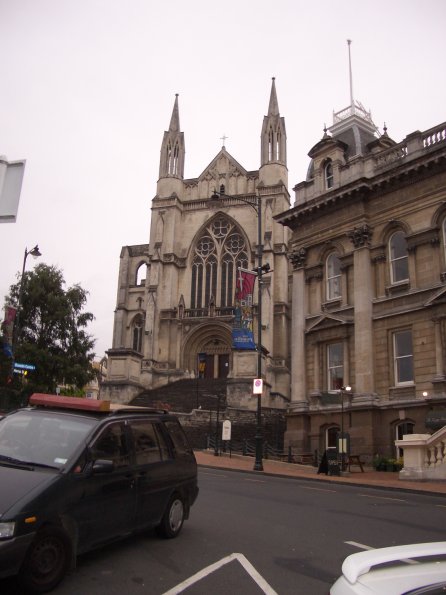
<box><xmin>102</xmin><ymin>80</ymin><xmax>291</xmax><ymax>415</ymax></box>
<box><xmin>276</xmin><ymin>97</ymin><xmax>446</xmax><ymax>461</ymax></box>
<box><xmin>103</xmin><ymin>73</ymin><xmax>446</xmax><ymax>461</ymax></box>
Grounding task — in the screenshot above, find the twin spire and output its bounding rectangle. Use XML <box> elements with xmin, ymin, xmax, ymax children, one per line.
<box><xmin>159</xmin><ymin>78</ymin><xmax>287</xmax><ymax>181</ymax></box>
<box><xmin>159</xmin><ymin>93</ymin><xmax>185</xmax><ymax>179</ymax></box>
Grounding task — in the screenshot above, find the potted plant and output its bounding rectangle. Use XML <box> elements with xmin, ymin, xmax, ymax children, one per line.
<box><xmin>386</xmin><ymin>458</ymin><xmax>397</xmax><ymax>472</ymax></box>
<box><xmin>373</xmin><ymin>455</ymin><xmax>387</xmax><ymax>471</ymax></box>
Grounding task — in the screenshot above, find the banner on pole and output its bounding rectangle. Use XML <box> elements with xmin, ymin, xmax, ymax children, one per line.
<box><xmin>232</xmin><ymin>268</ymin><xmax>257</xmax><ymax>350</ymax></box>
<box><xmin>1</xmin><ymin>306</ymin><xmax>17</xmax><ymax>357</ymax></box>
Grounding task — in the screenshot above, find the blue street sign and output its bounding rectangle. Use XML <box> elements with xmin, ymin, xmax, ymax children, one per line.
<box><xmin>14</xmin><ymin>362</ymin><xmax>36</xmax><ymax>371</ymax></box>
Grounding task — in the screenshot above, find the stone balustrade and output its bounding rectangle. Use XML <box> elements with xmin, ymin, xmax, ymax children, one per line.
<box><xmin>396</xmin><ymin>426</ymin><xmax>446</xmax><ymax>481</ymax></box>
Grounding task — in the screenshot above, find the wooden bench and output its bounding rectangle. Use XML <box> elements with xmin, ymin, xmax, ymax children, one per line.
<box><xmin>347</xmin><ymin>455</ymin><xmax>364</xmax><ymax>472</ymax></box>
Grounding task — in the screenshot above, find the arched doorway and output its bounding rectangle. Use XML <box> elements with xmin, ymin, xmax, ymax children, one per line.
<box><xmin>184</xmin><ymin>324</ymin><xmax>232</xmax><ymax>380</ymax></box>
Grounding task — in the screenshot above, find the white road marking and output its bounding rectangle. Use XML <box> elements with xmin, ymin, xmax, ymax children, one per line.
<box><xmin>200</xmin><ymin>471</ymin><xmax>228</xmax><ymax>478</ymax></box>
<box><xmin>161</xmin><ymin>552</ymin><xmax>279</xmax><ymax>595</ymax></box>
<box><xmin>345</xmin><ymin>541</ymin><xmax>418</xmax><ymax>564</ymax></box>
<box><xmin>301</xmin><ymin>486</ymin><xmax>337</xmax><ymax>493</ymax></box>
<box><xmin>358</xmin><ymin>493</ymin><xmax>407</xmax><ymax>502</ymax></box>
<box><xmin>345</xmin><ymin>541</ymin><xmax>374</xmax><ymax>550</ymax></box>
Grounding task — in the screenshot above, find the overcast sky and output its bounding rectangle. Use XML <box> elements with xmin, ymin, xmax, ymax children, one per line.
<box><xmin>1</xmin><ymin>0</ymin><xmax>445</xmax><ymax>359</ymax></box>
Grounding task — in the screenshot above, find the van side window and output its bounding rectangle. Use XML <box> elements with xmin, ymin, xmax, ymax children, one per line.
<box><xmin>131</xmin><ymin>421</ymin><xmax>170</xmax><ymax>464</ymax></box>
<box><xmin>90</xmin><ymin>424</ymin><xmax>130</xmax><ymax>468</ymax></box>
<box><xmin>163</xmin><ymin>420</ymin><xmax>192</xmax><ymax>455</ymax></box>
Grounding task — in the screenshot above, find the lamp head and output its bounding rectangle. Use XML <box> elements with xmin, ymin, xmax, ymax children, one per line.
<box><xmin>29</xmin><ymin>245</ymin><xmax>42</xmax><ymax>259</ymax></box>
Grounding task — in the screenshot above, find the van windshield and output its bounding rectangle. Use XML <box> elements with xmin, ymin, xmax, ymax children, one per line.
<box><xmin>0</xmin><ymin>409</ymin><xmax>97</xmax><ymax>469</ymax></box>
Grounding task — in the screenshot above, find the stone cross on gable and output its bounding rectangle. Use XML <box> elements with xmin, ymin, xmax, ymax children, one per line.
<box><xmin>220</xmin><ymin>134</ymin><xmax>228</xmax><ymax>148</ymax></box>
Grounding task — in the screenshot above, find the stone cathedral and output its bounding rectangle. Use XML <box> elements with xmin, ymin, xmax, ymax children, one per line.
<box><xmin>102</xmin><ymin>79</ymin><xmax>292</xmax><ymax>421</ymax></box>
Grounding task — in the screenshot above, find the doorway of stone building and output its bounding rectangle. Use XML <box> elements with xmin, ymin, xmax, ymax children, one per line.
<box><xmin>197</xmin><ymin>351</ymin><xmax>230</xmax><ymax>379</ymax></box>
<box><xmin>219</xmin><ymin>354</ymin><xmax>229</xmax><ymax>378</ymax></box>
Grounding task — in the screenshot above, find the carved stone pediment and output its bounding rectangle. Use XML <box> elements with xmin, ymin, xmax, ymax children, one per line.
<box><xmin>306</xmin><ymin>313</ymin><xmax>353</xmax><ymax>333</ymax></box>
<box><xmin>198</xmin><ymin>148</ymin><xmax>247</xmax><ymax>182</ymax></box>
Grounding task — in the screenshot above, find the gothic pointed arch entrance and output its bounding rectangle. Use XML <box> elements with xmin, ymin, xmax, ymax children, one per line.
<box><xmin>184</xmin><ymin>324</ymin><xmax>232</xmax><ymax>380</ymax></box>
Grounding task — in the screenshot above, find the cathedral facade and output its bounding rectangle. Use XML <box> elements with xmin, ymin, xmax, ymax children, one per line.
<box><xmin>102</xmin><ymin>80</ymin><xmax>291</xmax><ymax>414</ymax></box>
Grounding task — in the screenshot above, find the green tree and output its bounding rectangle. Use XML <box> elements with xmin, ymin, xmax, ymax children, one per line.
<box><xmin>5</xmin><ymin>263</ymin><xmax>96</xmax><ymax>393</ymax></box>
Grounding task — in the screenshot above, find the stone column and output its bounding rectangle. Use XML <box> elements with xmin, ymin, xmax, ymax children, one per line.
<box><xmin>347</xmin><ymin>224</ymin><xmax>375</xmax><ymax>395</ymax></box>
<box><xmin>433</xmin><ymin>316</ymin><xmax>446</xmax><ymax>379</ymax></box>
<box><xmin>289</xmin><ymin>248</ymin><xmax>308</xmax><ymax>410</ymax></box>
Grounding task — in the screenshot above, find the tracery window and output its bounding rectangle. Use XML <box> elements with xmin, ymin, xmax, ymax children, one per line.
<box><xmin>191</xmin><ymin>217</ymin><xmax>249</xmax><ymax>310</ymax></box>
<box><xmin>389</xmin><ymin>231</ymin><xmax>409</xmax><ymax>283</ymax></box>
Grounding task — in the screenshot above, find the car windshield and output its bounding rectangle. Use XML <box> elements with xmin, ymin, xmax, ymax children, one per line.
<box><xmin>0</xmin><ymin>409</ymin><xmax>97</xmax><ymax>469</ymax></box>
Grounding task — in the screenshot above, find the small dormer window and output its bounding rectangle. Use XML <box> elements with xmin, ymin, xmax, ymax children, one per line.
<box><xmin>325</xmin><ymin>161</ymin><xmax>334</xmax><ymax>189</ymax></box>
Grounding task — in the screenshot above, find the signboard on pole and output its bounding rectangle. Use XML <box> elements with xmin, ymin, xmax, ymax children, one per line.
<box><xmin>253</xmin><ymin>378</ymin><xmax>263</xmax><ymax>395</ymax></box>
<box><xmin>14</xmin><ymin>363</ymin><xmax>36</xmax><ymax>371</ymax></box>
<box><xmin>222</xmin><ymin>420</ymin><xmax>232</xmax><ymax>441</ymax></box>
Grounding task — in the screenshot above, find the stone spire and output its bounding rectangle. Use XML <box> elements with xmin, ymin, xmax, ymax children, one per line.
<box><xmin>261</xmin><ymin>77</ymin><xmax>287</xmax><ymax>167</ymax></box>
<box><xmin>267</xmin><ymin>77</ymin><xmax>280</xmax><ymax>117</ymax></box>
<box><xmin>159</xmin><ymin>94</ymin><xmax>185</xmax><ymax>179</ymax></box>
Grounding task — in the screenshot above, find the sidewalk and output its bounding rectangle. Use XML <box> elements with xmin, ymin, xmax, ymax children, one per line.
<box><xmin>195</xmin><ymin>449</ymin><xmax>446</xmax><ymax>496</ymax></box>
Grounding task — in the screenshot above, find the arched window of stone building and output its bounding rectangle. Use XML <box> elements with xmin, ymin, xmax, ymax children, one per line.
<box><xmin>389</xmin><ymin>231</ymin><xmax>409</xmax><ymax>283</ymax></box>
<box><xmin>167</xmin><ymin>141</ymin><xmax>180</xmax><ymax>176</ymax></box>
<box><xmin>325</xmin><ymin>160</ymin><xmax>334</xmax><ymax>189</ymax></box>
<box><xmin>443</xmin><ymin>218</ymin><xmax>446</xmax><ymax>263</ymax></box>
<box><xmin>267</xmin><ymin>124</ymin><xmax>282</xmax><ymax>161</ymax></box>
<box><xmin>190</xmin><ymin>217</ymin><xmax>249</xmax><ymax>310</ymax></box>
<box><xmin>326</xmin><ymin>253</ymin><xmax>341</xmax><ymax>300</ymax></box>
<box><xmin>136</xmin><ymin>263</ymin><xmax>148</xmax><ymax>286</ymax></box>
<box><xmin>132</xmin><ymin>315</ymin><xmax>144</xmax><ymax>353</ymax></box>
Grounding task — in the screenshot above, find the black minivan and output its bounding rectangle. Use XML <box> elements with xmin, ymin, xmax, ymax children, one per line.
<box><xmin>0</xmin><ymin>393</ymin><xmax>198</xmax><ymax>593</ymax></box>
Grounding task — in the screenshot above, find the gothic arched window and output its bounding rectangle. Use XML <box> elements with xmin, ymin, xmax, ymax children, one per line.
<box><xmin>136</xmin><ymin>263</ymin><xmax>148</xmax><ymax>286</ymax></box>
<box><xmin>132</xmin><ymin>315</ymin><xmax>144</xmax><ymax>353</ymax></box>
<box><xmin>190</xmin><ymin>217</ymin><xmax>249</xmax><ymax>310</ymax></box>
<box><xmin>167</xmin><ymin>141</ymin><xmax>180</xmax><ymax>176</ymax></box>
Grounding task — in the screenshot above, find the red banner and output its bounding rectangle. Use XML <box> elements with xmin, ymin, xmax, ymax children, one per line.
<box><xmin>235</xmin><ymin>269</ymin><xmax>256</xmax><ymax>302</ymax></box>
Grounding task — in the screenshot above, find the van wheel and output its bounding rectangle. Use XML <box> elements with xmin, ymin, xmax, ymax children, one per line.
<box><xmin>156</xmin><ymin>495</ymin><xmax>185</xmax><ymax>538</ymax></box>
<box><xmin>19</xmin><ymin>527</ymin><xmax>71</xmax><ymax>593</ymax></box>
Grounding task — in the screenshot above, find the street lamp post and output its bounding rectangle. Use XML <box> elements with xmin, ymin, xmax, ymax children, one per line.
<box><xmin>210</xmin><ymin>187</ymin><xmax>266</xmax><ymax>472</ymax></box>
<box><xmin>339</xmin><ymin>385</ymin><xmax>351</xmax><ymax>471</ymax></box>
<box><xmin>12</xmin><ymin>245</ymin><xmax>41</xmax><ymax>353</ymax></box>
<box><xmin>214</xmin><ymin>394</ymin><xmax>221</xmax><ymax>457</ymax></box>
